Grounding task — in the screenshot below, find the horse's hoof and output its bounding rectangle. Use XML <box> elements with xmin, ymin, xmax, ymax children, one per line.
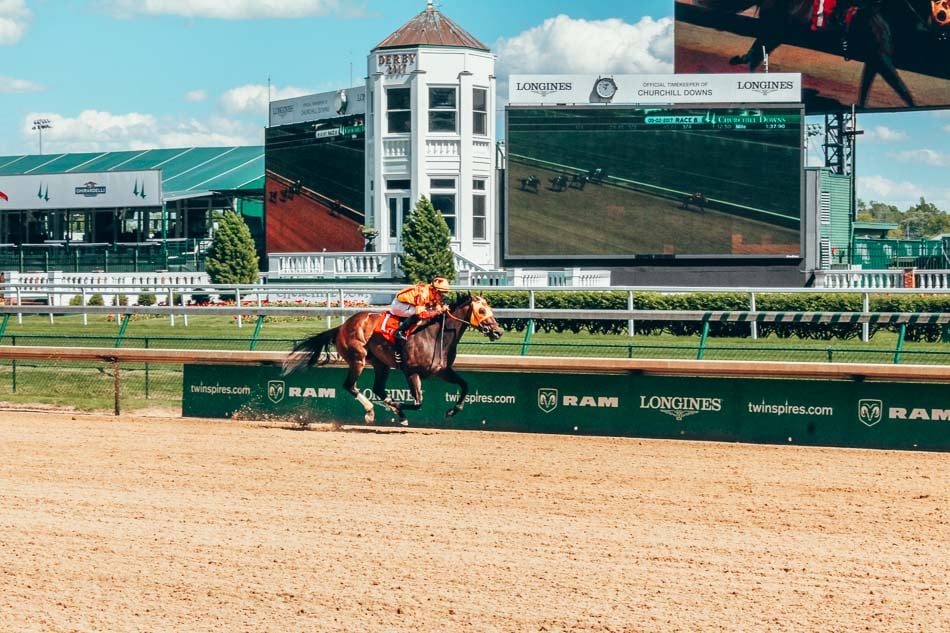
<box><xmin>398</xmin><ymin>419</ymin><xmax>409</xmax><ymax>427</ymax></box>
<box><xmin>364</xmin><ymin>412</ymin><xmax>375</xmax><ymax>424</ymax></box>
<box><xmin>445</xmin><ymin>407</ymin><xmax>460</xmax><ymax>419</ymax></box>
<box><xmin>729</xmin><ymin>55</ymin><xmax>743</xmax><ymax>66</ymax></box>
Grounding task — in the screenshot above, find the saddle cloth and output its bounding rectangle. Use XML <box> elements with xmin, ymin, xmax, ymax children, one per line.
<box><xmin>811</xmin><ymin>0</ymin><xmax>837</xmax><ymax>30</ymax></box>
<box><xmin>374</xmin><ymin>311</ymin><xmax>404</xmax><ymax>343</ymax></box>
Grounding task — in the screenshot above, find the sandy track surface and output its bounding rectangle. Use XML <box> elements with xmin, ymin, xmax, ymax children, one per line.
<box><xmin>0</xmin><ymin>411</ymin><xmax>947</xmax><ymax>632</ymax></box>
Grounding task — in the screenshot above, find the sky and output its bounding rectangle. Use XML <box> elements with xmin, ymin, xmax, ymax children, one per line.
<box><xmin>1</xmin><ymin>0</ymin><xmax>947</xmax><ymax>212</ymax></box>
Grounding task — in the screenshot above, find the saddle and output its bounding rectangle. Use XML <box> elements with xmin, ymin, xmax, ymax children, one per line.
<box><xmin>374</xmin><ymin>312</ymin><xmax>417</xmax><ymax>343</ymax></box>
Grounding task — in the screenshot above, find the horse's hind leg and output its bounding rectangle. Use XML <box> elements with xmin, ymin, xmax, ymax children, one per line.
<box><xmin>438</xmin><ymin>368</ymin><xmax>469</xmax><ymax>419</ymax></box>
<box><xmin>369</xmin><ymin>362</ymin><xmax>408</xmax><ymax>426</ymax></box>
<box><xmin>857</xmin><ymin>16</ymin><xmax>915</xmax><ymax>108</ymax></box>
<box><xmin>866</xmin><ymin>60</ymin><xmax>915</xmax><ymax>108</ymax></box>
<box><xmin>381</xmin><ymin>373</ymin><xmax>422</xmax><ymax>427</ymax></box>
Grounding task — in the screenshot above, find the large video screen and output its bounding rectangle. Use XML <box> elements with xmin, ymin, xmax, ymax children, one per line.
<box><xmin>505</xmin><ymin>105</ymin><xmax>803</xmax><ymax>259</ymax></box>
<box><xmin>264</xmin><ymin>114</ymin><xmax>365</xmax><ymax>217</ymax></box>
<box><xmin>675</xmin><ymin>0</ymin><xmax>950</xmax><ymax>113</ymax></box>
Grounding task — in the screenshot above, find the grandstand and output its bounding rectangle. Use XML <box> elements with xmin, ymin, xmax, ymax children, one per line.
<box><xmin>0</xmin><ymin>146</ymin><xmax>263</xmax><ymax>273</ymax></box>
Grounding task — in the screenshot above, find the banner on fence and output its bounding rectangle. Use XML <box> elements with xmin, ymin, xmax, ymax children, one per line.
<box><xmin>183</xmin><ymin>365</ymin><xmax>950</xmax><ymax>451</ymax></box>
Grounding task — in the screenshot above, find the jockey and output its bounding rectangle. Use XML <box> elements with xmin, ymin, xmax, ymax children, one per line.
<box><xmin>389</xmin><ymin>277</ymin><xmax>451</xmax><ymax>348</ymax></box>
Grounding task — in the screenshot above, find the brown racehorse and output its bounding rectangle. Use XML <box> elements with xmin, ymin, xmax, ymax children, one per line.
<box><xmin>283</xmin><ymin>293</ymin><xmax>503</xmax><ymax>426</ymax></box>
<box><xmin>704</xmin><ymin>0</ymin><xmax>931</xmax><ymax>108</ymax></box>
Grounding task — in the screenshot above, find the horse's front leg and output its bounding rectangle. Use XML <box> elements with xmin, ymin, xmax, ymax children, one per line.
<box><xmin>730</xmin><ymin>38</ymin><xmax>766</xmax><ymax>70</ymax></box>
<box><xmin>438</xmin><ymin>367</ymin><xmax>469</xmax><ymax>418</ymax></box>
<box><xmin>387</xmin><ymin>374</ymin><xmax>423</xmax><ymax>427</ymax></box>
<box><xmin>371</xmin><ymin>364</ymin><xmax>409</xmax><ymax>426</ymax></box>
<box><xmin>734</xmin><ymin>31</ymin><xmax>781</xmax><ymax>71</ymax></box>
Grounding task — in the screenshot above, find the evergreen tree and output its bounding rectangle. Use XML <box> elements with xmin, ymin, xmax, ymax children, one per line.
<box><xmin>400</xmin><ymin>196</ymin><xmax>456</xmax><ymax>283</ymax></box>
<box><xmin>205</xmin><ymin>210</ymin><xmax>260</xmax><ymax>285</ymax></box>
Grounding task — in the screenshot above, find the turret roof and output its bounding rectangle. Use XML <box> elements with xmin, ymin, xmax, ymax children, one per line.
<box><xmin>374</xmin><ymin>2</ymin><xmax>489</xmax><ymax>52</ymax></box>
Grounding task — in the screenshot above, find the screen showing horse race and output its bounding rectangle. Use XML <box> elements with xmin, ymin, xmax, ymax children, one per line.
<box><xmin>505</xmin><ymin>105</ymin><xmax>803</xmax><ymax>260</ymax></box>
<box><xmin>674</xmin><ymin>0</ymin><xmax>950</xmax><ymax>113</ymax></box>
<box><xmin>264</xmin><ymin>114</ymin><xmax>366</xmax><ymax>252</ymax></box>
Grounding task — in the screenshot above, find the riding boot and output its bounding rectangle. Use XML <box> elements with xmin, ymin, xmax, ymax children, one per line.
<box><xmin>393</xmin><ymin>314</ymin><xmax>418</xmax><ymax>366</ymax></box>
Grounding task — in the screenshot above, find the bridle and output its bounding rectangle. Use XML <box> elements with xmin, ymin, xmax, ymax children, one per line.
<box><xmin>444</xmin><ymin>296</ymin><xmax>496</xmax><ymax>330</ymax></box>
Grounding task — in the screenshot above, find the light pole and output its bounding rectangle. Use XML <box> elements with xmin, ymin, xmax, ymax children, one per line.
<box><xmin>805</xmin><ymin>123</ymin><xmax>823</xmax><ymax>167</ymax></box>
<box><xmin>32</xmin><ymin>118</ymin><xmax>52</xmax><ymax>154</ymax></box>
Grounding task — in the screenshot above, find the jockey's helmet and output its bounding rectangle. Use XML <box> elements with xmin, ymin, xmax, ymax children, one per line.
<box><xmin>431</xmin><ymin>277</ymin><xmax>451</xmax><ymax>292</ymax></box>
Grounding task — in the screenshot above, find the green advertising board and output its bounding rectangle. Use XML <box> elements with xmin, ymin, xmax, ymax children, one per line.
<box><xmin>183</xmin><ymin>365</ymin><xmax>950</xmax><ymax>451</ymax></box>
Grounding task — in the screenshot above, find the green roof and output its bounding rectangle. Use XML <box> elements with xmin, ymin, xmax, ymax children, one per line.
<box><xmin>0</xmin><ymin>146</ymin><xmax>263</xmax><ymax>202</ymax></box>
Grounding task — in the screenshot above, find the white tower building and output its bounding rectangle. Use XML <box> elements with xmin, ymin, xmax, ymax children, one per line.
<box><xmin>366</xmin><ymin>1</ymin><xmax>497</xmax><ymax>270</ymax></box>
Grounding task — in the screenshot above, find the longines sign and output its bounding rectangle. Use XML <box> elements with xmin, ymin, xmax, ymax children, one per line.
<box><xmin>269</xmin><ymin>86</ymin><xmax>367</xmax><ymax>126</ymax></box>
<box><xmin>508</xmin><ymin>73</ymin><xmax>801</xmax><ymax>105</ymax></box>
<box><xmin>0</xmin><ymin>169</ymin><xmax>161</xmax><ymax>210</ymax></box>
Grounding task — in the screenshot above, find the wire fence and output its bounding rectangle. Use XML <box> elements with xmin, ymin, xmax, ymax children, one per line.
<box><xmin>0</xmin><ymin>359</ymin><xmax>181</xmax><ymax>412</ymax></box>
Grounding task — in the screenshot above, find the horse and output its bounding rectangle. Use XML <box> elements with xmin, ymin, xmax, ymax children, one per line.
<box><xmin>703</xmin><ymin>0</ymin><xmax>933</xmax><ymax>108</ymax></box>
<box><xmin>283</xmin><ymin>293</ymin><xmax>503</xmax><ymax>426</ymax></box>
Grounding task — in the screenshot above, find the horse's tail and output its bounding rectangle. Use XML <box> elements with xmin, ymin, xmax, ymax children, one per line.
<box><xmin>700</xmin><ymin>0</ymin><xmax>760</xmax><ymax>14</ymax></box>
<box><xmin>282</xmin><ymin>327</ymin><xmax>340</xmax><ymax>375</ymax></box>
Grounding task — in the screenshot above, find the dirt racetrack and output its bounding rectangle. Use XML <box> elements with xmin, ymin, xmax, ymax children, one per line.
<box><xmin>1</xmin><ymin>410</ymin><xmax>947</xmax><ymax>632</ymax></box>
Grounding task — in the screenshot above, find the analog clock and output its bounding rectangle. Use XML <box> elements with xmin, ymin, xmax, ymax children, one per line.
<box><xmin>594</xmin><ymin>77</ymin><xmax>618</xmax><ymax>101</ymax></box>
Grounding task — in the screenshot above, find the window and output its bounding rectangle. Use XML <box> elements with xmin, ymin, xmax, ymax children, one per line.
<box><xmin>430</xmin><ymin>178</ymin><xmax>457</xmax><ymax>237</ymax></box>
<box><xmin>389</xmin><ymin>196</ymin><xmax>411</xmax><ymax>238</ymax></box>
<box><xmin>430</xmin><ymin>194</ymin><xmax>456</xmax><ymax>236</ymax></box>
<box><xmin>472</xmin><ymin>179</ymin><xmax>487</xmax><ymax>240</ymax></box>
<box><xmin>428</xmin><ymin>87</ymin><xmax>457</xmax><ymax>133</ymax></box>
<box><xmin>387</xmin><ymin>87</ymin><xmax>411</xmax><ymax>133</ymax></box>
<box><xmin>473</xmin><ymin>88</ymin><xmax>488</xmax><ymax>136</ymax></box>
<box><xmin>430</xmin><ymin>178</ymin><xmax>456</xmax><ymax>189</ymax></box>
<box><xmin>386</xmin><ymin>179</ymin><xmax>411</xmax><ymax>190</ymax></box>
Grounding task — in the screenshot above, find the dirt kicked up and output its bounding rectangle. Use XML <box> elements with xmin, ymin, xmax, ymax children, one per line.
<box><xmin>0</xmin><ymin>410</ymin><xmax>947</xmax><ymax>632</ymax></box>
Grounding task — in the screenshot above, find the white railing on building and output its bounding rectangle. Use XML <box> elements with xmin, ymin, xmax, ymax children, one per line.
<box><xmin>426</xmin><ymin>139</ymin><xmax>460</xmax><ymax>157</ymax></box>
<box><xmin>266</xmin><ymin>251</ymin><xmax>610</xmax><ymax>288</ymax></box>
<box><xmin>267</xmin><ymin>252</ymin><xmax>397</xmax><ymax>279</ymax></box>
<box><xmin>452</xmin><ymin>251</ymin><xmax>488</xmax><ymax>273</ymax></box>
<box><xmin>815</xmin><ymin>269</ymin><xmax>950</xmax><ymax>289</ymax></box>
<box><xmin>383</xmin><ymin>138</ymin><xmax>410</xmax><ymax>158</ymax></box>
<box><xmin>458</xmin><ymin>268</ymin><xmax>612</xmax><ymax>288</ymax></box>
<box><xmin>473</xmin><ymin>140</ymin><xmax>492</xmax><ymax>158</ymax></box>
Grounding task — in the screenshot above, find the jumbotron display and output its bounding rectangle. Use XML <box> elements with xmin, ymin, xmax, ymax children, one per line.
<box><xmin>264</xmin><ymin>114</ymin><xmax>366</xmax><ymax>252</ymax></box>
<box><xmin>265</xmin><ymin>114</ymin><xmax>365</xmax><ymax>216</ymax></box>
<box><xmin>505</xmin><ymin>106</ymin><xmax>803</xmax><ymax>259</ymax></box>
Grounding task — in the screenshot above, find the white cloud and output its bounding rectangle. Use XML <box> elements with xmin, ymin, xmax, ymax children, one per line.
<box><xmin>862</xmin><ymin>126</ymin><xmax>907</xmax><ymax>142</ymax></box>
<box><xmin>0</xmin><ymin>76</ymin><xmax>44</xmax><ymax>94</ymax></box>
<box><xmin>0</xmin><ymin>0</ymin><xmax>31</xmax><ymax>45</ymax></box>
<box><xmin>858</xmin><ymin>175</ymin><xmax>925</xmax><ymax>206</ymax></box>
<box><xmin>21</xmin><ymin>110</ymin><xmax>261</xmax><ymax>153</ymax></box>
<box><xmin>492</xmin><ymin>15</ymin><xmax>672</xmax><ymax>106</ymax></box>
<box><xmin>495</xmin><ymin>15</ymin><xmax>673</xmax><ymax>77</ymax></box>
<box><xmin>892</xmin><ymin>148</ymin><xmax>949</xmax><ymax>167</ymax></box>
<box><xmin>220</xmin><ymin>84</ymin><xmax>311</xmax><ymax>115</ymax></box>
<box><xmin>185</xmin><ymin>89</ymin><xmax>208</xmax><ymax>103</ymax></box>
<box><xmin>98</xmin><ymin>0</ymin><xmax>359</xmax><ymax>19</ymax></box>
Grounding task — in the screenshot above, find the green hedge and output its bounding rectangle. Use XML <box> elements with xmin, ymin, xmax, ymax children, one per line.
<box><xmin>472</xmin><ymin>291</ymin><xmax>950</xmax><ymax>342</ymax></box>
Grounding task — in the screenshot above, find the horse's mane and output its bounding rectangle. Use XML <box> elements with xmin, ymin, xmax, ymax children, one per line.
<box><xmin>448</xmin><ymin>292</ymin><xmax>481</xmax><ymax>312</ymax></box>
